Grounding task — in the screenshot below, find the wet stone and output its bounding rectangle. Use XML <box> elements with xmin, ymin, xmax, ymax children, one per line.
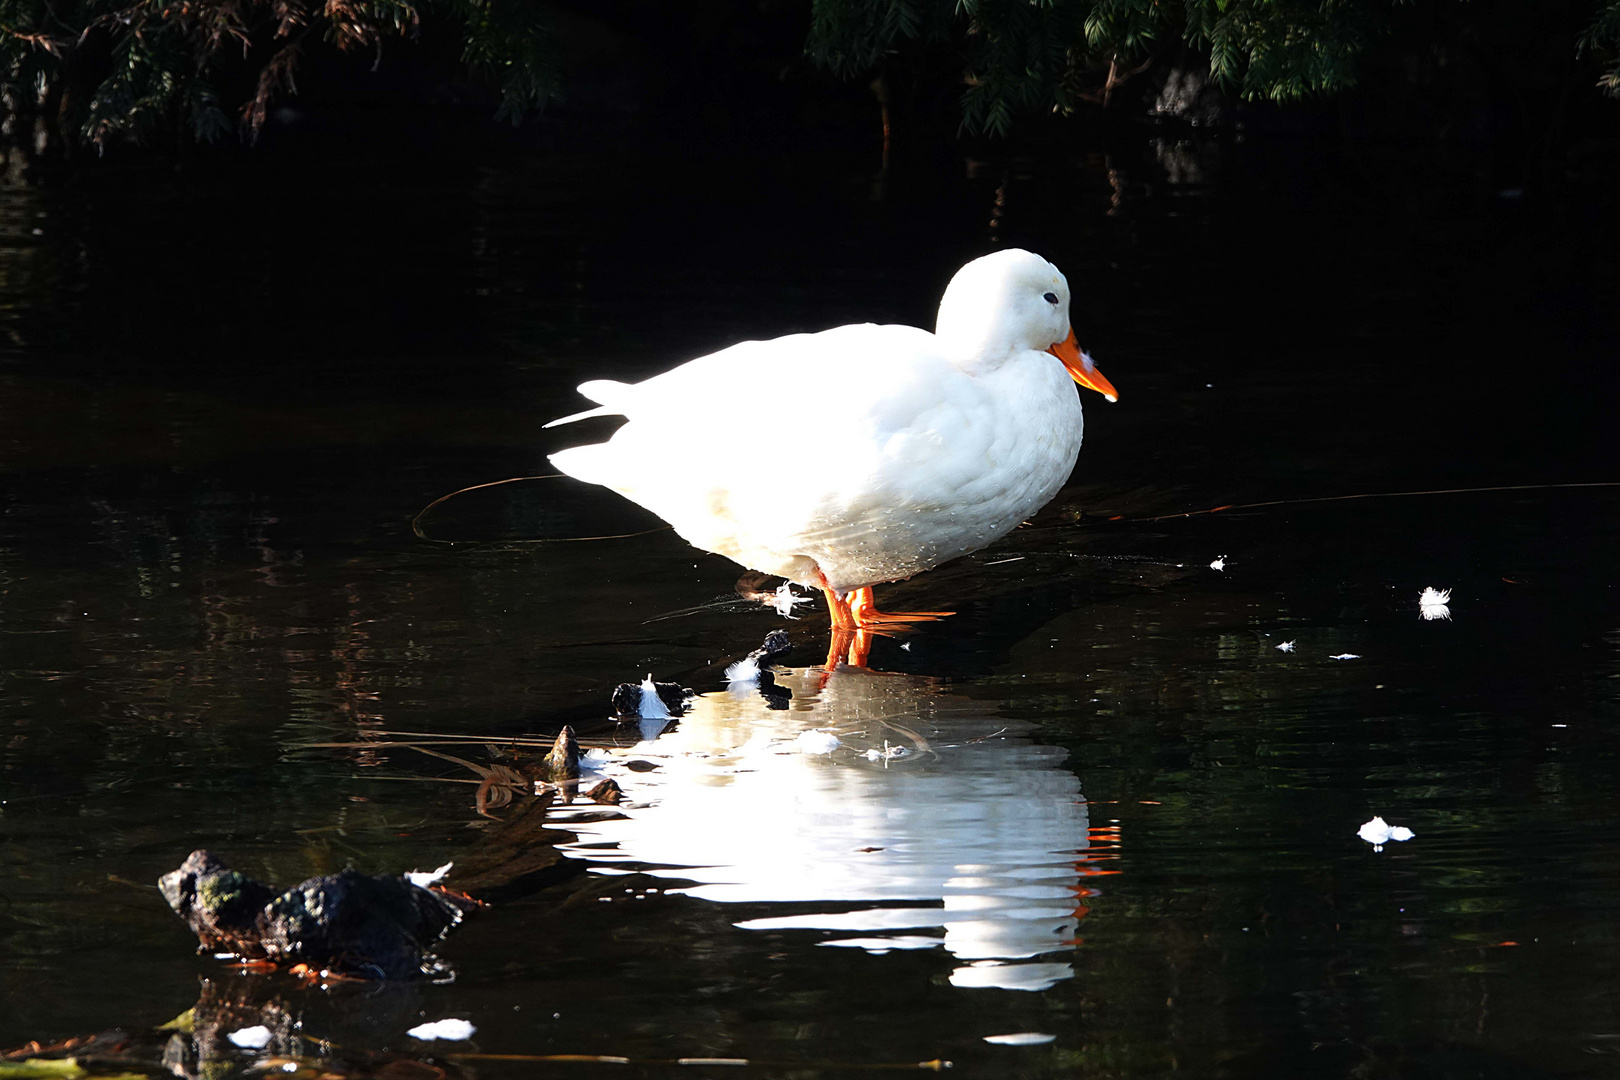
<box><xmin>256</xmin><ymin>868</ymin><xmax>470</xmax><ymax>981</ymax></box>
<box><xmin>584</xmin><ymin>778</ymin><xmax>624</xmax><ymax>805</ymax></box>
<box><xmin>159</xmin><ymin>851</ymin><xmax>476</xmax><ymax>980</ymax></box>
<box><xmin>544</xmin><ymin>725</ymin><xmax>580</xmax><ymax>781</ymax></box>
<box><xmin>159</xmin><ymin>850</ymin><xmax>277</xmax><ymax>959</ymax></box>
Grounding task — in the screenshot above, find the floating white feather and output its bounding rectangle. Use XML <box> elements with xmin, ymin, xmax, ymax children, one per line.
<box><xmin>1419</xmin><ymin>586</ymin><xmax>1452</xmax><ymax>621</ymax></box>
<box><xmin>770</xmin><ymin>582</ymin><xmax>812</xmax><ymax>619</ymax></box>
<box><xmin>796</xmin><ymin>730</ymin><xmax>842</xmax><ymax>755</ymax></box>
<box><xmin>724</xmin><ymin>656</ymin><xmax>760</xmax><ymax>683</ymax></box>
<box><xmin>1357</xmin><ymin>815</ymin><xmax>1415</xmax><ymax>851</ymax></box>
<box><xmin>405</xmin><ymin>861</ymin><xmax>453</xmax><ymax>888</ymax></box>
<box><xmin>407</xmin><ymin>1019</ymin><xmax>476</xmax><ymax>1042</ymax></box>
<box><xmin>639</xmin><ymin>674</ymin><xmax>671</xmax><ymax>719</ymax></box>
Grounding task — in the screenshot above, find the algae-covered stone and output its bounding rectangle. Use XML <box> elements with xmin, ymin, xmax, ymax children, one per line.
<box><xmin>159</xmin><ymin>851</ymin><xmax>276</xmax><ymax>957</ymax></box>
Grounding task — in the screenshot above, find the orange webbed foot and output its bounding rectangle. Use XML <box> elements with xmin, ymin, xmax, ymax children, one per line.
<box><xmin>847</xmin><ymin>586</ymin><xmax>954</xmax><ymax>628</ymax></box>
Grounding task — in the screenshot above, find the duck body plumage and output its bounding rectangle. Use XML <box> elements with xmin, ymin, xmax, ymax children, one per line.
<box><xmin>547</xmin><ymin>249</ymin><xmax>1116</xmax><ymax>600</ymax></box>
<box><xmin>549</xmin><ymin>320</ymin><xmax>1084</xmax><ymax>592</ymax></box>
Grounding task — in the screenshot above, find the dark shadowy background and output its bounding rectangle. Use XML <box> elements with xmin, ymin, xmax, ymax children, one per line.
<box><xmin>0</xmin><ymin>4</ymin><xmax>1618</xmax><ymax>1079</ymax></box>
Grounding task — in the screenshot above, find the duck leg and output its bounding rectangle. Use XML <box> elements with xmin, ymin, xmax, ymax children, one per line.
<box><xmin>824</xmin><ymin>627</ymin><xmax>876</xmax><ymax>670</ymax></box>
<box><xmin>847</xmin><ymin>586</ymin><xmax>954</xmax><ymax>627</ymax></box>
<box><xmin>820</xmin><ymin>587</ymin><xmax>856</xmax><ymax>630</ymax></box>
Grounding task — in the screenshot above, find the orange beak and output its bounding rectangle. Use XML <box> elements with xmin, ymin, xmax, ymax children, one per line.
<box><xmin>1048</xmin><ymin>328</ymin><xmax>1118</xmax><ymax>402</ymax></box>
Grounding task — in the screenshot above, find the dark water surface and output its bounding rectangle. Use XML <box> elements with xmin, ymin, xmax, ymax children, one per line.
<box><xmin>1</xmin><ymin>142</ymin><xmax>1618</xmax><ymax>1078</ymax></box>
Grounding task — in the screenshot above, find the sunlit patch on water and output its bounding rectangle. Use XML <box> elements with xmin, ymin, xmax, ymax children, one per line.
<box><xmin>554</xmin><ymin>665</ymin><xmax>1106</xmax><ymax>991</ymax></box>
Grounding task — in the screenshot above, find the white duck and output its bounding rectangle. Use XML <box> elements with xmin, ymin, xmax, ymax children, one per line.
<box><xmin>545</xmin><ymin>249</ymin><xmax>1118</xmax><ymax>633</ymax></box>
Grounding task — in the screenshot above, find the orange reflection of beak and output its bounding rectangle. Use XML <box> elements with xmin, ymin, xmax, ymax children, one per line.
<box><xmin>1048</xmin><ymin>328</ymin><xmax>1118</xmax><ymax>402</ymax></box>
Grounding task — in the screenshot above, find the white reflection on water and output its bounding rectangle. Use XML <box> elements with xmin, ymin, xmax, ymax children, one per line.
<box><xmin>557</xmin><ymin>665</ymin><xmax>1104</xmax><ymax>992</ymax></box>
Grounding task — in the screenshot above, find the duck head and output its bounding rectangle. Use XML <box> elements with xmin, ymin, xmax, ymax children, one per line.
<box><xmin>934</xmin><ymin>248</ymin><xmax>1119</xmax><ymax>402</ymax></box>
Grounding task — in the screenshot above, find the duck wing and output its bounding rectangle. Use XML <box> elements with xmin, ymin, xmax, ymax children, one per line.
<box><xmin>548</xmin><ymin>324</ymin><xmax>1004</xmax><ymax>577</ymax></box>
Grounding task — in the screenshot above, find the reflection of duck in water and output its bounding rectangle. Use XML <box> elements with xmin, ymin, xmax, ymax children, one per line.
<box><xmin>560</xmin><ymin>665</ymin><xmax>1115</xmax><ymax>992</ymax></box>
<box><xmin>545</xmin><ymin>250</ymin><xmax>1119</xmax><ymax>666</ymax></box>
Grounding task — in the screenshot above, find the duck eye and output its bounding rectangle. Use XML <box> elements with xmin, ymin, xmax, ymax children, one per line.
<box><xmin>1043</xmin><ymin>292</ymin><xmax>1059</xmax><ymax>305</ymax></box>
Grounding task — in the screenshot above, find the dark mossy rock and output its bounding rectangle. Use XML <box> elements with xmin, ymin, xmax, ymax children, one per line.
<box><xmin>159</xmin><ymin>850</ymin><xmax>277</xmax><ymax>957</ymax></box>
<box><xmin>255</xmin><ymin>868</ymin><xmax>474</xmax><ymax>980</ymax></box>
<box><xmin>543</xmin><ymin>725</ymin><xmax>579</xmax><ymax>781</ymax></box>
<box><xmin>160</xmin><ymin>851</ymin><xmax>478</xmax><ymax>980</ymax></box>
<box><xmin>755</xmin><ymin>629</ymin><xmax>791</xmax><ymax>661</ymax></box>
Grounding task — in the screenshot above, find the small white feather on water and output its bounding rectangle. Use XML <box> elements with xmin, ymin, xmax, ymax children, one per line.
<box><xmin>1329</xmin><ymin>653</ymin><xmax>1361</xmax><ymax>660</ymax></box>
<box><xmin>770</xmin><ymin>581</ymin><xmax>812</xmax><ymax>619</ymax></box>
<box><xmin>405</xmin><ymin>861</ymin><xmax>453</xmax><ymax>888</ymax></box>
<box><xmin>863</xmin><ymin>741</ymin><xmax>905</xmax><ymax>763</ymax></box>
<box><xmin>407</xmin><ymin>1019</ymin><xmax>476</xmax><ymax>1042</ymax></box>
<box><xmin>1209</xmin><ymin>556</ymin><xmax>1226</xmax><ymax>571</ymax></box>
<box><xmin>1357</xmin><ymin>816</ymin><xmax>1415</xmax><ymax>851</ymax></box>
<box><xmin>1419</xmin><ymin>586</ymin><xmax>1452</xmax><ymax>621</ymax></box>
<box><xmin>227</xmin><ymin>1026</ymin><xmax>272</xmax><ymax>1050</ymax></box>
<box><xmin>983</xmin><ymin>1033</ymin><xmax>1057</xmax><ymax>1046</ymax></box>
<box><xmin>796</xmin><ymin>730</ymin><xmax>842</xmax><ymax>755</ymax></box>
<box><xmin>724</xmin><ymin>656</ymin><xmax>760</xmax><ymax>683</ymax></box>
<box><xmin>639</xmin><ymin>674</ymin><xmax>671</xmax><ymax>719</ymax></box>
<box><xmin>1276</xmin><ymin>641</ymin><xmax>1295</xmax><ymax>653</ymax></box>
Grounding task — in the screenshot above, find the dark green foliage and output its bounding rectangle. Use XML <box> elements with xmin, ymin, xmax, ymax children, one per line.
<box><xmin>1581</xmin><ymin>0</ymin><xmax>1620</xmax><ymax>95</ymax></box>
<box><xmin>452</xmin><ymin>0</ymin><xmax>559</xmax><ymax>124</ymax></box>
<box><xmin>0</xmin><ymin>0</ymin><xmax>558</xmax><ymax>151</ymax></box>
<box><xmin>806</xmin><ymin>0</ymin><xmax>1620</xmax><ymax>134</ymax></box>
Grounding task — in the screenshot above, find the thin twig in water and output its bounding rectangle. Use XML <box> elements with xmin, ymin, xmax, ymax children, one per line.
<box><xmin>875</xmin><ymin>720</ymin><xmax>934</xmax><ymax>758</ymax></box>
<box><xmin>411</xmin><ymin>474</ymin><xmax>671</xmax><ymax>546</ymax></box>
<box><xmin>449</xmin><ymin>1052</ymin><xmax>951</xmax><ymax>1071</ymax></box>
<box><xmin>1128</xmin><ymin>481</ymin><xmax>1620</xmax><ymax>523</ymax></box>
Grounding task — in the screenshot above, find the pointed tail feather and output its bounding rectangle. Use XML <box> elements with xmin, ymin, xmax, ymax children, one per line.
<box><xmin>543</xmin><ymin>404</ymin><xmax>618</xmax><ymax>429</ymax></box>
<box><xmin>542</xmin><ymin>378</ymin><xmax>637</xmax><ymax>429</ymax></box>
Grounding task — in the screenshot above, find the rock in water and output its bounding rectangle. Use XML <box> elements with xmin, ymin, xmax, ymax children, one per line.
<box><xmin>160</xmin><ymin>850</ymin><xmax>477</xmax><ymax>980</ymax></box>
<box><xmin>545</xmin><ymin>725</ymin><xmax>580</xmax><ymax>781</ymax></box>
<box><xmin>255</xmin><ymin>868</ymin><xmax>471</xmax><ymax>980</ymax></box>
<box><xmin>585</xmin><ymin>778</ymin><xmax>623</xmax><ymax>805</ymax></box>
<box><xmin>159</xmin><ymin>850</ymin><xmax>277</xmax><ymax>958</ymax></box>
<box><xmin>756</xmin><ymin>630</ymin><xmax>791</xmax><ymax>660</ymax></box>
<box><xmin>610</xmin><ymin>679</ymin><xmax>692</xmax><ymax>720</ymax></box>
